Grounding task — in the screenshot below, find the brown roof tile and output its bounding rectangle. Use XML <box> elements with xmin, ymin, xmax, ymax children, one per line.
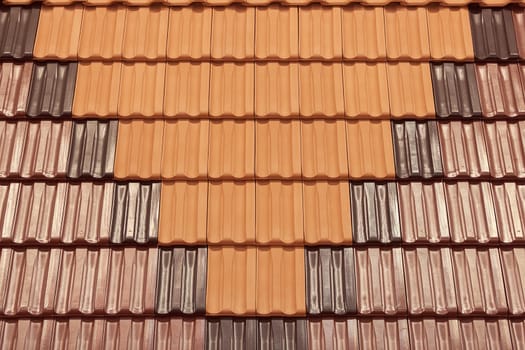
<box><xmin>493</xmin><ymin>182</ymin><xmax>525</xmax><ymax>243</ymax></box>
<box><xmin>384</xmin><ymin>5</ymin><xmax>430</xmax><ymax>60</ymax></box>
<box><xmin>256</xmin><ymin>120</ymin><xmax>301</xmax><ymax>179</ymax></box>
<box><xmin>206</xmin><ymin>318</ymin><xmax>257</xmax><ymax>349</ymax></box>
<box><xmin>511</xmin><ymin>319</ymin><xmax>525</xmax><ymax>348</ymax></box>
<box><xmin>164</xmin><ymin>62</ymin><xmax>209</xmax><ymax>118</ymax></box>
<box><xmin>206</xmin><ymin>246</ymin><xmax>256</xmax><ymax>315</ymax></box>
<box><xmin>302</xmin><ymin>181</ymin><xmax>352</xmax><ymax>245</ymax></box>
<box><xmin>299</xmin><ymin>63</ymin><xmax>344</xmax><ymax>118</ymax></box>
<box><xmin>514</xmin><ymin>7</ymin><xmax>525</xmax><ymax>59</ymax></box>
<box><xmin>501</xmin><ymin>248</ymin><xmax>525</xmax><ymax>316</ymax></box>
<box><xmin>342</xmin><ymin>5</ymin><xmax>386</xmax><ymax>60</ymax></box>
<box><xmin>255</xmin><ymin>5</ymin><xmax>298</xmax><ymax>60</ymax></box>
<box><xmin>73</xmin><ymin>62</ymin><xmax>122</xmax><ymax>118</ymax></box>
<box><xmin>299</xmin><ymin>5</ymin><xmax>342</xmax><ymax>60</ymax></box>
<box><xmin>158</xmin><ymin>181</ymin><xmax>207</xmax><ymax>245</ymax></box>
<box><xmin>302</xmin><ymin>120</ymin><xmax>348</xmax><ymax>180</ymax></box>
<box><xmin>359</xmin><ymin>318</ymin><xmax>410</xmax><ymax>349</ymax></box>
<box><xmin>307</xmin><ymin>319</ymin><xmax>357</xmax><ymax>349</ymax></box>
<box><xmin>0</xmin><ymin>5</ymin><xmax>40</xmax><ymax>60</ymax></box>
<box><xmin>255</xmin><ymin>62</ymin><xmax>299</xmax><ymax>118</ymax></box>
<box><xmin>78</xmin><ymin>6</ymin><xmax>125</xmax><ymax>60</ymax></box>
<box><xmin>211</xmin><ymin>6</ymin><xmax>254</xmax><ymax>60</ymax></box>
<box><xmin>167</xmin><ymin>6</ymin><xmax>212</xmax><ymax>60</ymax></box>
<box><xmin>256</xmin><ymin>181</ymin><xmax>303</xmax><ymax>245</ymax></box>
<box><xmin>347</xmin><ymin>120</ymin><xmax>395</xmax><ymax>179</ymax></box>
<box><xmin>122</xmin><ymin>6</ymin><xmax>168</xmax><ymax>60</ymax></box>
<box><xmin>33</xmin><ymin>5</ymin><xmax>82</xmax><ymax>60</ymax></box>
<box><xmin>256</xmin><ymin>247</ymin><xmax>305</xmax><ymax>315</ymax></box>
<box><xmin>207</xmin><ymin>181</ymin><xmax>255</xmax><ymax>244</ymax></box>
<box><xmin>0</xmin><ymin>62</ymin><xmax>32</xmax><ymax>117</ymax></box>
<box><xmin>209</xmin><ymin>63</ymin><xmax>254</xmax><ymax>118</ymax></box>
<box><xmin>485</xmin><ymin>121</ymin><xmax>525</xmax><ymax>179</ymax></box>
<box><xmin>427</xmin><ymin>6</ymin><xmax>474</xmax><ymax>60</ymax></box>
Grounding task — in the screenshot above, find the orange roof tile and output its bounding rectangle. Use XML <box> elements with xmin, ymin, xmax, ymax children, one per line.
<box><xmin>209</xmin><ymin>63</ymin><xmax>254</xmax><ymax>118</ymax></box>
<box><xmin>387</xmin><ymin>62</ymin><xmax>435</xmax><ymax>118</ymax></box>
<box><xmin>118</xmin><ymin>62</ymin><xmax>165</xmax><ymax>118</ymax></box>
<box><xmin>158</xmin><ymin>181</ymin><xmax>207</xmax><ymax>245</ymax></box>
<box><xmin>167</xmin><ymin>6</ymin><xmax>212</xmax><ymax>60</ymax></box>
<box><xmin>299</xmin><ymin>63</ymin><xmax>344</xmax><ymax>118</ymax></box>
<box><xmin>303</xmin><ymin>181</ymin><xmax>352</xmax><ymax>245</ymax></box>
<box><xmin>255</xmin><ymin>62</ymin><xmax>299</xmax><ymax>118</ymax></box>
<box><xmin>301</xmin><ymin>120</ymin><xmax>348</xmax><ymax>179</ymax></box>
<box><xmin>78</xmin><ymin>6</ymin><xmax>125</xmax><ymax>60</ymax></box>
<box><xmin>211</xmin><ymin>6</ymin><xmax>254</xmax><ymax>60</ymax></box>
<box><xmin>347</xmin><ymin>120</ymin><xmax>396</xmax><ymax>179</ymax></box>
<box><xmin>206</xmin><ymin>246</ymin><xmax>257</xmax><ymax>315</ymax></box>
<box><xmin>384</xmin><ymin>5</ymin><xmax>430</xmax><ymax>60</ymax></box>
<box><xmin>299</xmin><ymin>5</ymin><xmax>342</xmax><ymax>60</ymax></box>
<box><xmin>114</xmin><ymin>120</ymin><xmax>163</xmax><ymax>179</ymax></box>
<box><xmin>343</xmin><ymin>63</ymin><xmax>389</xmax><ymax>118</ymax></box>
<box><xmin>121</xmin><ymin>6</ymin><xmax>168</xmax><ymax>60</ymax></box>
<box><xmin>33</xmin><ymin>5</ymin><xmax>83</xmax><ymax>60</ymax></box>
<box><xmin>256</xmin><ymin>181</ymin><xmax>304</xmax><ymax>245</ymax></box>
<box><xmin>256</xmin><ymin>120</ymin><xmax>301</xmax><ymax>179</ymax></box>
<box><xmin>161</xmin><ymin>119</ymin><xmax>208</xmax><ymax>180</ymax></box>
<box><xmin>342</xmin><ymin>6</ymin><xmax>386</xmax><ymax>60</ymax></box>
<box><xmin>207</xmin><ymin>181</ymin><xmax>255</xmax><ymax>244</ymax></box>
<box><xmin>427</xmin><ymin>6</ymin><xmax>474</xmax><ymax>60</ymax></box>
<box><xmin>208</xmin><ymin>120</ymin><xmax>254</xmax><ymax>180</ymax></box>
<box><xmin>255</xmin><ymin>5</ymin><xmax>298</xmax><ymax>60</ymax></box>
<box><xmin>164</xmin><ymin>62</ymin><xmax>210</xmax><ymax>118</ymax></box>
<box><xmin>256</xmin><ymin>247</ymin><xmax>306</xmax><ymax>315</ymax></box>
<box><xmin>73</xmin><ymin>62</ymin><xmax>122</xmax><ymax>118</ymax></box>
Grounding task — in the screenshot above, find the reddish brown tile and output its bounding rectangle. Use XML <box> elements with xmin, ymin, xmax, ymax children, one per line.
<box><xmin>78</xmin><ymin>6</ymin><xmax>125</xmax><ymax>60</ymax></box>
<box><xmin>0</xmin><ymin>62</ymin><xmax>32</xmax><ymax>117</ymax></box>
<box><xmin>484</xmin><ymin>121</ymin><xmax>525</xmax><ymax>178</ymax></box>
<box><xmin>343</xmin><ymin>63</ymin><xmax>389</xmax><ymax>118</ymax></box>
<box><xmin>299</xmin><ymin>63</ymin><xmax>344</xmax><ymax>118</ymax></box>
<box><xmin>501</xmin><ymin>248</ymin><xmax>525</xmax><ymax>316</ymax></box>
<box><xmin>209</xmin><ymin>63</ymin><xmax>254</xmax><ymax>118</ymax></box>
<box><xmin>493</xmin><ymin>182</ymin><xmax>525</xmax><ymax>243</ymax></box>
<box><xmin>342</xmin><ymin>5</ymin><xmax>386</xmax><ymax>60</ymax></box>
<box><xmin>514</xmin><ymin>8</ymin><xmax>525</xmax><ymax>59</ymax></box>
<box><xmin>255</xmin><ymin>62</ymin><xmax>299</xmax><ymax>118</ymax></box>
<box><xmin>299</xmin><ymin>5</ymin><xmax>342</xmax><ymax>60</ymax></box>
<box><xmin>255</xmin><ymin>5</ymin><xmax>298</xmax><ymax>60</ymax></box>
<box><xmin>211</xmin><ymin>6</ymin><xmax>254</xmax><ymax>60</ymax></box>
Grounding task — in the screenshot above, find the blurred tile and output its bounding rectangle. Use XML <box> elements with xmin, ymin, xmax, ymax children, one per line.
<box><xmin>255</xmin><ymin>5</ymin><xmax>298</xmax><ymax>60</ymax></box>
<box><xmin>167</xmin><ymin>6</ymin><xmax>212</xmax><ymax>60</ymax></box>
<box><xmin>427</xmin><ymin>6</ymin><xmax>474</xmax><ymax>60</ymax></box>
<box><xmin>0</xmin><ymin>5</ymin><xmax>40</xmax><ymax>59</ymax></box>
<box><xmin>501</xmin><ymin>248</ymin><xmax>525</xmax><ymax>316</ymax></box>
<box><xmin>0</xmin><ymin>62</ymin><xmax>32</xmax><ymax>117</ymax></box>
<box><xmin>299</xmin><ymin>5</ymin><xmax>342</xmax><ymax>60</ymax></box>
<box><xmin>307</xmin><ymin>319</ymin><xmax>358</xmax><ymax>350</ymax></box>
<box><xmin>342</xmin><ymin>5</ymin><xmax>386</xmax><ymax>60</ymax></box>
<box><xmin>514</xmin><ymin>7</ymin><xmax>525</xmax><ymax>59</ymax></box>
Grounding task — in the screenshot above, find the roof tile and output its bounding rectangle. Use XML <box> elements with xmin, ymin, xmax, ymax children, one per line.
<box><xmin>73</xmin><ymin>62</ymin><xmax>122</xmax><ymax>118</ymax></box>
<box><xmin>122</xmin><ymin>6</ymin><xmax>168</xmax><ymax>60</ymax></box>
<box><xmin>206</xmin><ymin>318</ymin><xmax>257</xmax><ymax>348</ymax></box>
<box><xmin>305</xmin><ymin>247</ymin><xmax>356</xmax><ymax>315</ymax></box>
<box><xmin>307</xmin><ymin>319</ymin><xmax>358</xmax><ymax>349</ymax></box>
<box><xmin>358</xmin><ymin>319</ymin><xmax>411</xmax><ymax>349</ymax></box>
<box><xmin>256</xmin><ymin>120</ymin><xmax>301</xmax><ymax>179</ymax></box>
<box><xmin>299</xmin><ymin>63</ymin><xmax>344</xmax><ymax>118</ymax></box>
<box><xmin>301</xmin><ymin>120</ymin><xmax>348</xmax><ymax>180</ymax></box>
<box><xmin>302</xmin><ymin>181</ymin><xmax>352</xmax><ymax>245</ymax></box>
<box><xmin>78</xmin><ymin>6</ymin><xmax>125</xmax><ymax>60</ymax></box>
<box><xmin>33</xmin><ymin>5</ymin><xmax>82</xmax><ymax>60</ymax></box>
<box><xmin>299</xmin><ymin>5</ymin><xmax>342</xmax><ymax>60</ymax></box>
<box><xmin>255</xmin><ymin>5</ymin><xmax>298</xmax><ymax>60</ymax></box>
<box><xmin>0</xmin><ymin>61</ymin><xmax>32</xmax><ymax>117</ymax></box>
<box><xmin>255</xmin><ymin>62</ymin><xmax>299</xmax><ymax>118</ymax></box>
<box><xmin>209</xmin><ymin>63</ymin><xmax>254</xmax><ymax>118</ymax></box>
<box><xmin>0</xmin><ymin>120</ymin><xmax>72</xmax><ymax>179</ymax></box>
<box><xmin>347</xmin><ymin>120</ymin><xmax>395</xmax><ymax>179</ymax></box>
<box><xmin>493</xmin><ymin>182</ymin><xmax>525</xmax><ymax>243</ymax></box>
<box><xmin>256</xmin><ymin>181</ymin><xmax>303</xmax><ymax>245</ymax></box>
<box><xmin>156</xmin><ymin>247</ymin><xmax>207</xmax><ymax>315</ymax></box>
<box><xmin>384</xmin><ymin>5</ymin><xmax>430</xmax><ymax>60</ymax></box>
<box><xmin>351</xmin><ymin>182</ymin><xmax>401</xmax><ymax>244</ymax></box>
<box><xmin>430</xmin><ymin>63</ymin><xmax>482</xmax><ymax>118</ymax></box>
<box><xmin>211</xmin><ymin>6</ymin><xmax>254</xmax><ymax>60</ymax></box>
<box><xmin>164</xmin><ymin>62</ymin><xmax>209</xmax><ymax>118</ymax></box>
<box><xmin>427</xmin><ymin>6</ymin><xmax>474</xmax><ymax>60</ymax></box>
<box><xmin>207</xmin><ymin>181</ymin><xmax>255</xmax><ymax>244</ymax></box>
<box><xmin>511</xmin><ymin>319</ymin><xmax>525</xmax><ymax>348</ymax></box>
<box><xmin>257</xmin><ymin>247</ymin><xmax>306</xmax><ymax>316</ymax></box>
<box><xmin>514</xmin><ymin>7</ymin><xmax>525</xmax><ymax>59</ymax></box>
<box><xmin>392</xmin><ymin>121</ymin><xmax>443</xmax><ymax>179</ymax></box>
<box><xmin>257</xmin><ymin>318</ymin><xmax>308</xmax><ymax>349</ymax></box>
<box><xmin>501</xmin><ymin>248</ymin><xmax>525</xmax><ymax>316</ymax></box>
<box><xmin>343</xmin><ymin>63</ymin><xmax>389</xmax><ymax>118</ymax></box>
<box><xmin>342</xmin><ymin>5</ymin><xmax>386</xmax><ymax>60</ymax></box>
<box><xmin>206</xmin><ymin>246</ymin><xmax>256</xmax><ymax>315</ymax></box>
<box><xmin>27</xmin><ymin>62</ymin><xmax>77</xmax><ymax>117</ymax></box>
<box><xmin>0</xmin><ymin>5</ymin><xmax>40</xmax><ymax>59</ymax></box>
<box><xmin>485</xmin><ymin>121</ymin><xmax>525</xmax><ymax>178</ymax></box>
<box><xmin>158</xmin><ymin>181</ymin><xmax>207</xmax><ymax>245</ymax></box>
<box><xmin>398</xmin><ymin>182</ymin><xmax>449</xmax><ymax>243</ymax></box>
<box><xmin>167</xmin><ymin>6</ymin><xmax>211</xmax><ymax>60</ymax></box>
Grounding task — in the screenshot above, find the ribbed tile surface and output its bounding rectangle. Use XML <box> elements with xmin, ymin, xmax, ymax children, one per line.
<box><xmin>0</xmin><ymin>5</ymin><xmax>40</xmax><ymax>59</ymax></box>
<box><xmin>0</xmin><ymin>61</ymin><xmax>32</xmax><ymax>117</ymax></box>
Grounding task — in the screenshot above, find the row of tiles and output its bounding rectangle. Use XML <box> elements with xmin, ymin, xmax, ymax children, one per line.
<box><xmin>3</xmin><ymin>246</ymin><xmax>525</xmax><ymax>316</ymax></box>
<box><xmin>3</xmin><ymin>179</ymin><xmax>525</xmax><ymax>245</ymax></box>
<box><xmin>3</xmin><ymin>61</ymin><xmax>525</xmax><ymax>119</ymax></box>
<box><xmin>4</xmin><ymin>5</ymin><xmax>524</xmax><ymax>61</ymax></box>
<box><xmin>1</xmin><ymin>317</ymin><xmax>525</xmax><ymax>349</ymax></box>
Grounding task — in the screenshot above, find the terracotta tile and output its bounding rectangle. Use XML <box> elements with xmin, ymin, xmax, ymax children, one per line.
<box><xmin>211</xmin><ymin>6</ymin><xmax>254</xmax><ymax>60</ymax></box>
<box><xmin>256</xmin><ymin>181</ymin><xmax>303</xmax><ymax>245</ymax></box>
<box><xmin>118</xmin><ymin>62</ymin><xmax>165</xmax><ymax>118</ymax></box>
<box><xmin>302</xmin><ymin>181</ymin><xmax>352</xmax><ymax>245</ymax></box>
<box><xmin>255</xmin><ymin>5</ymin><xmax>298</xmax><ymax>60</ymax></box>
<box><xmin>501</xmin><ymin>248</ymin><xmax>525</xmax><ymax>316</ymax></box>
<box><xmin>343</xmin><ymin>63</ymin><xmax>389</xmax><ymax>118</ymax></box>
<box><xmin>299</xmin><ymin>63</ymin><xmax>344</xmax><ymax>118</ymax></box>
<box><xmin>207</xmin><ymin>181</ymin><xmax>255</xmax><ymax>244</ymax></box>
<box><xmin>484</xmin><ymin>121</ymin><xmax>525</xmax><ymax>178</ymax></box>
<box><xmin>384</xmin><ymin>5</ymin><xmax>430</xmax><ymax>60</ymax></box>
<box><xmin>387</xmin><ymin>63</ymin><xmax>435</xmax><ymax>118</ymax></box>
<box><xmin>299</xmin><ymin>5</ymin><xmax>342</xmax><ymax>60</ymax></box>
<box><xmin>427</xmin><ymin>6</ymin><xmax>474</xmax><ymax>60</ymax></box>
<box><xmin>114</xmin><ymin>120</ymin><xmax>164</xmax><ymax>179</ymax></box>
<box><xmin>514</xmin><ymin>8</ymin><xmax>525</xmax><ymax>59</ymax></box>
<box><xmin>78</xmin><ymin>6</ymin><xmax>125</xmax><ymax>60</ymax></box>
<box><xmin>167</xmin><ymin>6</ymin><xmax>212</xmax><ymax>60</ymax></box>
<box><xmin>256</xmin><ymin>247</ymin><xmax>306</xmax><ymax>316</ymax></box>
<box><xmin>209</xmin><ymin>63</ymin><xmax>254</xmax><ymax>118</ymax></box>
<box><xmin>255</xmin><ymin>62</ymin><xmax>299</xmax><ymax>118</ymax></box>
<box><xmin>161</xmin><ymin>119</ymin><xmax>208</xmax><ymax>180</ymax></box>
<box><xmin>121</xmin><ymin>6</ymin><xmax>168</xmax><ymax>60</ymax></box>
<box><xmin>0</xmin><ymin>5</ymin><xmax>40</xmax><ymax>60</ymax></box>
<box><xmin>206</xmin><ymin>246</ymin><xmax>256</xmax><ymax>315</ymax></box>
<box><xmin>159</xmin><ymin>181</ymin><xmax>207</xmax><ymax>245</ymax></box>
<box><xmin>73</xmin><ymin>62</ymin><xmax>122</xmax><ymax>118</ymax></box>
<box><xmin>33</xmin><ymin>5</ymin><xmax>82</xmax><ymax>60</ymax></box>
<box><xmin>164</xmin><ymin>62</ymin><xmax>209</xmax><ymax>118</ymax></box>
<box><xmin>301</xmin><ymin>120</ymin><xmax>348</xmax><ymax>179</ymax></box>
<box><xmin>493</xmin><ymin>182</ymin><xmax>525</xmax><ymax>243</ymax></box>
<box><xmin>208</xmin><ymin>120</ymin><xmax>254</xmax><ymax>180</ymax></box>
<box><xmin>342</xmin><ymin>5</ymin><xmax>386</xmax><ymax>60</ymax></box>
<box><xmin>0</xmin><ymin>62</ymin><xmax>32</xmax><ymax>117</ymax></box>
<box><xmin>346</xmin><ymin>120</ymin><xmax>395</xmax><ymax>179</ymax></box>
<box><xmin>255</xmin><ymin>120</ymin><xmax>301</xmax><ymax>179</ymax></box>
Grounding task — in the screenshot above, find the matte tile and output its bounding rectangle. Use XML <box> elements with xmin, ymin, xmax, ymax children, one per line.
<box><xmin>255</xmin><ymin>5</ymin><xmax>298</xmax><ymax>60</ymax></box>
<box><xmin>255</xmin><ymin>62</ymin><xmax>299</xmax><ymax>118</ymax></box>
<box><xmin>299</xmin><ymin>63</ymin><xmax>344</xmax><ymax>118</ymax></box>
<box><xmin>78</xmin><ymin>6</ymin><xmax>125</xmax><ymax>60</ymax></box>
<box><xmin>164</xmin><ymin>62</ymin><xmax>209</xmax><ymax>118</ymax></box>
<box><xmin>209</xmin><ymin>63</ymin><xmax>254</xmax><ymax>118</ymax></box>
<box><xmin>299</xmin><ymin>5</ymin><xmax>342</xmax><ymax>60</ymax></box>
<box><xmin>167</xmin><ymin>6</ymin><xmax>212</xmax><ymax>60</ymax></box>
<box><xmin>342</xmin><ymin>5</ymin><xmax>386</xmax><ymax>60</ymax></box>
<box><xmin>384</xmin><ymin>5</ymin><xmax>430</xmax><ymax>60</ymax></box>
<box><xmin>211</xmin><ymin>6</ymin><xmax>254</xmax><ymax>60</ymax></box>
<box><xmin>122</xmin><ymin>6</ymin><xmax>168</xmax><ymax>60</ymax></box>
